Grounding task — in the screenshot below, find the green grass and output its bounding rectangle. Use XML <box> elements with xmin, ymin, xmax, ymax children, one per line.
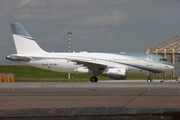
<box><xmin>0</xmin><ymin>65</ymin><xmax>109</xmax><ymax>82</ymax></box>
<box><xmin>0</xmin><ymin>65</ymin><xmax>176</xmax><ymax>82</ymax></box>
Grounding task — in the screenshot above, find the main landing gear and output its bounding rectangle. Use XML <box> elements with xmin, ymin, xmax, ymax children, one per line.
<box><xmin>90</xmin><ymin>76</ymin><xmax>98</xmax><ymax>82</ymax></box>
<box><xmin>147</xmin><ymin>74</ymin><xmax>152</xmax><ymax>82</ymax></box>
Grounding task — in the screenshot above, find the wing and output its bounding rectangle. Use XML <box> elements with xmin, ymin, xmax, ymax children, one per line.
<box><xmin>68</xmin><ymin>58</ymin><xmax>121</xmax><ymax>75</ymax></box>
<box><xmin>72</xmin><ymin>59</ymin><xmax>106</xmax><ymax>71</ymax></box>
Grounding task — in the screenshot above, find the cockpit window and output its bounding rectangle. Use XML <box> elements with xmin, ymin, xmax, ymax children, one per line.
<box><xmin>159</xmin><ymin>58</ymin><xmax>168</xmax><ymax>61</ymax></box>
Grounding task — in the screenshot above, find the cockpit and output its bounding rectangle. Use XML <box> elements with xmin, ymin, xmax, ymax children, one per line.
<box><xmin>159</xmin><ymin>58</ymin><xmax>168</xmax><ymax>61</ymax></box>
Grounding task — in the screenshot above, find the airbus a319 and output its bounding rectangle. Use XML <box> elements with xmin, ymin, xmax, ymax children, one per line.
<box><xmin>6</xmin><ymin>23</ymin><xmax>174</xmax><ymax>82</ymax></box>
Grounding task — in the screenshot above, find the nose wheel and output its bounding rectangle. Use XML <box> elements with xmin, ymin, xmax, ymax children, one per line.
<box><xmin>147</xmin><ymin>74</ymin><xmax>152</xmax><ymax>82</ymax></box>
<box><xmin>90</xmin><ymin>77</ymin><xmax>98</xmax><ymax>82</ymax></box>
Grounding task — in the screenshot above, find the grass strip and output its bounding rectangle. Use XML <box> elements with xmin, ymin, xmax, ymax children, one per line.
<box><xmin>0</xmin><ymin>65</ymin><xmax>176</xmax><ymax>82</ymax></box>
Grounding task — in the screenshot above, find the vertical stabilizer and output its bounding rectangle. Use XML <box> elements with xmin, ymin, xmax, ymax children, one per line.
<box><xmin>10</xmin><ymin>23</ymin><xmax>45</xmax><ymax>54</ymax></box>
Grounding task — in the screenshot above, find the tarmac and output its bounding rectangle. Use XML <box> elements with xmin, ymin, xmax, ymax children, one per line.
<box><xmin>0</xmin><ymin>80</ymin><xmax>180</xmax><ymax>120</ymax></box>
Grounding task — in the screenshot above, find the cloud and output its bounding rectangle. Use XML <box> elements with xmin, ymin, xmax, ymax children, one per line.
<box><xmin>71</xmin><ymin>10</ymin><xmax>127</xmax><ymax>26</ymax></box>
<box><xmin>1</xmin><ymin>0</ymin><xmax>180</xmax><ymax>60</ymax></box>
<box><xmin>105</xmin><ymin>0</ymin><xmax>143</xmax><ymax>4</ymax></box>
<box><xmin>18</xmin><ymin>0</ymin><xmax>32</xmax><ymax>7</ymax></box>
<box><xmin>10</xmin><ymin>1</ymin><xmax>127</xmax><ymax>26</ymax></box>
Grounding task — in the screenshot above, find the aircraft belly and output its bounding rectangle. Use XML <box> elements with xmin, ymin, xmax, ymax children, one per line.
<box><xmin>127</xmin><ymin>67</ymin><xmax>149</xmax><ymax>74</ymax></box>
<box><xmin>28</xmin><ymin>60</ymin><xmax>80</xmax><ymax>73</ymax></box>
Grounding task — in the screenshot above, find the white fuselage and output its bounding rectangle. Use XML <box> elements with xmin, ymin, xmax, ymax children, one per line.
<box><xmin>23</xmin><ymin>52</ymin><xmax>173</xmax><ymax>74</ymax></box>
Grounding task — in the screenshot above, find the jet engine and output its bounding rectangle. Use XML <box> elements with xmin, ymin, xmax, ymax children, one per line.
<box><xmin>102</xmin><ymin>68</ymin><xmax>127</xmax><ymax>80</ymax></box>
<box><xmin>74</xmin><ymin>67</ymin><xmax>91</xmax><ymax>74</ymax></box>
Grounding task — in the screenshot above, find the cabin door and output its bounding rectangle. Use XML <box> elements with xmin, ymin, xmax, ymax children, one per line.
<box><xmin>147</xmin><ymin>55</ymin><xmax>153</xmax><ymax>66</ymax></box>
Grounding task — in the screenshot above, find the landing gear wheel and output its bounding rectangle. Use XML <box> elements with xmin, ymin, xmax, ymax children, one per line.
<box><xmin>90</xmin><ymin>77</ymin><xmax>98</xmax><ymax>82</ymax></box>
<box><xmin>147</xmin><ymin>79</ymin><xmax>152</xmax><ymax>82</ymax></box>
<box><xmin>147</xmin><ymin>74</ymin><xmax>152</xmax><ymax>82</ymax></box>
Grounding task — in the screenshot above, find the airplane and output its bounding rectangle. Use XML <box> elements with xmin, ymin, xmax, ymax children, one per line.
<box><xmin>6</xmin><ymin>23</ymin><xmax>175</xmax><ymax>82</ymax></box>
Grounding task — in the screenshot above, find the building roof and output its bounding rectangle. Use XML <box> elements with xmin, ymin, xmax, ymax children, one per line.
<box><xmin>149</xmin><ymin>36</ymin><xmax>180</xmax><ymax>53</ymax></box>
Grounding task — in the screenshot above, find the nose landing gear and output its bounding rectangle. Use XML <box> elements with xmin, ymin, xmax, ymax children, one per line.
<box><xmin>147</xmin><ymin>74</ymin><xmax>152</xmax><ymax>82</ymax></box>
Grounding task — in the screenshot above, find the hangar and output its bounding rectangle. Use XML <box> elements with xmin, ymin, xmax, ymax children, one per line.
<box><xmin>147</xmin><ymin>36</ymin><xmax>180</xmax><ymax>77</ymax></box>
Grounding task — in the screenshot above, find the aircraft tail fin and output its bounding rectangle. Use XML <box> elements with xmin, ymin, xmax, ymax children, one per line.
<box><xmin>10</xmin><ymin>23</ymin><xmax>45</xmax><ymax>54</ymax></box>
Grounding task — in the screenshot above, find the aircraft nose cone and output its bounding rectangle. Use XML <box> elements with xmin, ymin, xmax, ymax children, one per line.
<box><xmin>169</xmin><ymin>64</ymin><xmax>175</xmax><ymax>69</ymax></box>
<box><xmin>165</xmin><ymin>63</ymin><xmax>174</xmax><ymax>70</ymax></box>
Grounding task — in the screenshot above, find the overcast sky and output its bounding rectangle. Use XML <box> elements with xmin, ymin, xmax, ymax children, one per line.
<box><xmin>0</xmin><ymin>0</ymin><xmax>180</xmax><ymax>60</ymax></box>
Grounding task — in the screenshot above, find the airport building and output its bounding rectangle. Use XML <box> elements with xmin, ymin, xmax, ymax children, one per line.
<box><xmin>147</xmin><ymin>36</ymin><xmax>180</xmax><ymax>77</ymax></box>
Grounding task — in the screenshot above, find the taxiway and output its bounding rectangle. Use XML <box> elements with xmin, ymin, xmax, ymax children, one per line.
<box><xmin>0</xmin><ymin>81</ymin><xmax>180</xmax><ymax>119</ymax></box>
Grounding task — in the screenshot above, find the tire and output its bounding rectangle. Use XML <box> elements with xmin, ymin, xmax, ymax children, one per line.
<box><xmin>147</xmin><ymin>79</ymin><xmax>151</xmax><ymax>82</ymax></box>
<box><xmin>90</xmin><ymin>77</ymin><xmax>98</xmax><ymax>82</ymax></box>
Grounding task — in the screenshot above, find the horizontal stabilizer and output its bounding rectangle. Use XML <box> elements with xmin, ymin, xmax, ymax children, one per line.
<box><xmin>6</xmin><ymin>54</ymin><xmax>31</xmax><ymax>62</ymax></box>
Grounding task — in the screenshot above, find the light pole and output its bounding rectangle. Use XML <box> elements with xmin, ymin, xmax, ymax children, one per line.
<box><xmin>67</xmin><ymin>30</ymin><xmax>72</xmax><ymax>79</ymax></box>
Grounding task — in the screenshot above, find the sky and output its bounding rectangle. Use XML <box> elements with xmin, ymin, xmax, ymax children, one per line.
<box><xmin>0</xmin><ymin>0</ymin><xmax>180</xmax><ymax>61</ymax></box>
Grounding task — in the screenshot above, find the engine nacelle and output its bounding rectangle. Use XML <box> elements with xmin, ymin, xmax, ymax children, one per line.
<box><xmin>102</xmin><ymin>68</ymin><xmax>127</xmax><ymax>80</ymax></box>
<box><xmin>74</xmin><ymin>67</ymin><xmax>90</xmax><ymax>74</ymax></box>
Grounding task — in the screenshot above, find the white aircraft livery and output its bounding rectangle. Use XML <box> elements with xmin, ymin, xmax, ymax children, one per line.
<box><xmin>6</xmin><ymin>23</ymin><xmax>175</xmax><ymax>82</ymax></box>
